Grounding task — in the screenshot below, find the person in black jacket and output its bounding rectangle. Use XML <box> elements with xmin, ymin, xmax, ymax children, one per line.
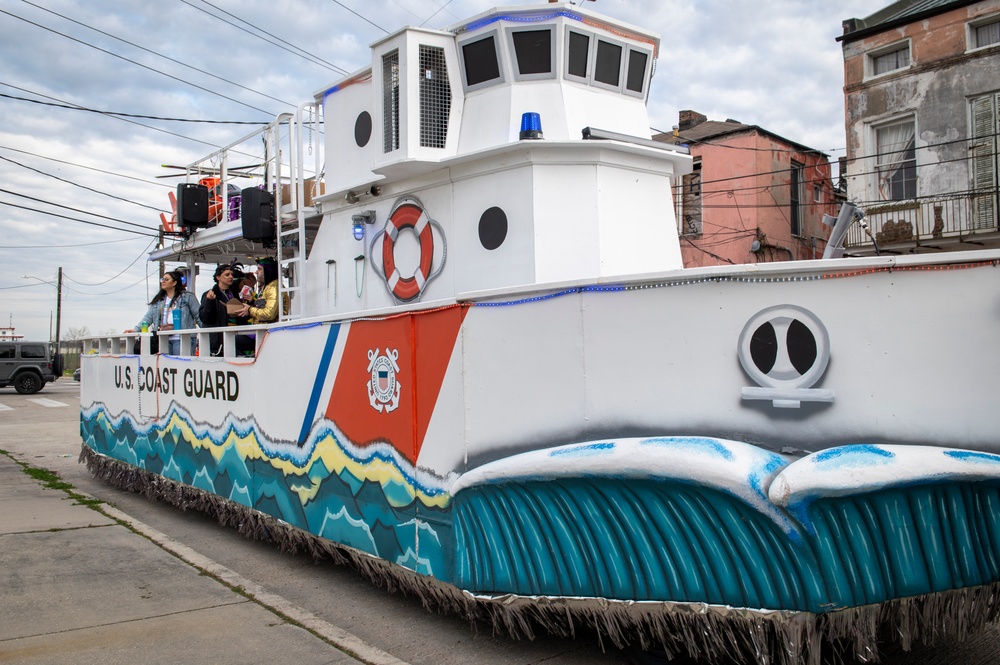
<box><xmin>199</xmin><ymin>264</ymin><xmax>252</xmax><ymax>356</ymax></box>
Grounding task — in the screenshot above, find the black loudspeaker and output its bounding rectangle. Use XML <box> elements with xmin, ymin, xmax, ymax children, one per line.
<box><xmin>241</xmin><ymin>187</ymin><xmax>274</xmax><ymax>241</ymax></box>
<box><xmin>176</xmin><ymin>183</ymin><xmax>209</xmax><ymax>228</ymax></box>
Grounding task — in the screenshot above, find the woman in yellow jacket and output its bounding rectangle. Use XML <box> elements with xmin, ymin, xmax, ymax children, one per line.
<box><xmin>235</xmin><ymin>257</ymin><xmax>285</xmax><ymax>324</ymax></box>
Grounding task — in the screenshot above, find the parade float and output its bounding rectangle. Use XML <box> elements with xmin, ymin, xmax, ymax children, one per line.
<box><xmin>79</xmin><ymin>3</ymin><xmax>1000</xmax><ymax>663</ymax></box>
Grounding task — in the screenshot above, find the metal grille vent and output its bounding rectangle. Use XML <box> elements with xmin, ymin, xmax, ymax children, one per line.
<box><xmin>419</xmin><ymin>45</ymin><xmax>450</xmax><ymax>149</ymax></box>
<box><xmin>382</xmin><ymin>50</ymin><xmax>400</xmax><ymax>153</ymax></box>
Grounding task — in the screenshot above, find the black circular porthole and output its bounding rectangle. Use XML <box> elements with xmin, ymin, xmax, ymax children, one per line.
<box><xmin>355</xmin><ymin>111</ymin><xmax>372</xmax><ymax>148</ymax></box>
<box><xmin>478</xmin><ymin>206</ymin><xmax>508</xmax><ymax>251</ymax></box>
<box><xmin>738</xmin><ymin>305</ymin><xmax>830</xmax><ymax>390</ymax></box>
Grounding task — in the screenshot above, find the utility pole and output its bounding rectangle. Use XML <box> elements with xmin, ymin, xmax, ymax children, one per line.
<box><xmin>55</xmin><ymin>267</ymin><xmax>62</xmax><ymax>374</ymax></box>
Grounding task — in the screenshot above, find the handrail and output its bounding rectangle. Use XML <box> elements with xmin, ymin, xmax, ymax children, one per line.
<box><xmin>81</xmin><ymin>324</ymin><xmax>272</xmax><ymax>359</ymax></box>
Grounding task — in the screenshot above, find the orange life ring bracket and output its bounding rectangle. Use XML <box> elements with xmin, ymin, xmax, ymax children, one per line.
<box><xmin>371</xmin><ymin>197</ymin><xmax>446</xmax><ymax>302</ymax></box>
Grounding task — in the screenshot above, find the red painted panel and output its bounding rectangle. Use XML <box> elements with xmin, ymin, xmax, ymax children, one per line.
<box><xmin>326</xmin><ymin>306</ymin><xmax>466</xmax><ymax>464</ymax></box>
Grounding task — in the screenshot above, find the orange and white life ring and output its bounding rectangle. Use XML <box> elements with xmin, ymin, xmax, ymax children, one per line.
<box><xmin>381</xmin><ymin>201</ymin><xmax>434</xmax><ymax>302</ymax></box>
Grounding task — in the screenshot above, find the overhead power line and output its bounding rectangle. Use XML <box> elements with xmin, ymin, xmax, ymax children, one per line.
<box><xmin>328</xmin><ymin>0</ymin><xmax>390</xmax><ymax>34</ymax></box>
<box><xmin>64</xmin><ymin>238</ymin><xmax>157</xmax><ymax>286</ymax></box>
<box><xmin>0</xmin><ymin>7</ymin><xmax>278</xmax><ymax>116</ymax></box>
<box><xmin>0</xmin><ymin>188</ymin><xmax>158</xmax><ymax>232</ymax></box>
<box><xmin>1</xmin><ymin>200</ymin><xmax>160</xmax><ymax>238</ymax></box>
<box><xmin>0</xmin><ymin>237</ymin><xmax>148</xmax><ymax>249</ymax></box>
<box><xmin>0</xmin><ymin>91</ymin><xmax>268</xmax><ymax>125</ymax></box>
<box><xmin>0</xmin><ymin>83</ymin><xmax>243</xmax><ymax>154</ymax></box>
<box><xmin>0</xmin><ymin>143</ymin><xmax>171</xmax><ymax>188</ymax></box>
<box><xmin>0</xmin><ymin>154</ymin><xmax>166</xmax><ymax>214</ymax></box>
<box><xmin>181</xmin><ymin>0</ymin><xmax>350</xmax><ymax>75</ymax></box>
<box><xmin>20</xmin><ymin>0</ymin><xmax>297</xmax><ymax>109</ymax></box>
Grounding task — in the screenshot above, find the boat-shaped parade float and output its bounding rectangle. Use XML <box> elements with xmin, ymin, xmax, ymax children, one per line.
<box><xmin>80</xmin><ymin>3</ymin><xmax>1000</xmax><ymax>663</ymax></box>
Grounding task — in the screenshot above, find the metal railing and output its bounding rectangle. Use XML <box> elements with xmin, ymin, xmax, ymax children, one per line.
<box><xmin>845</xmin><ymin>190</ymin><xmax>999</xmax><ymax>249</ymax></box>
<box><xmin>82</xmin><ymin>324</ymin><xmax>270</xmax><ymax>359</ymax></box>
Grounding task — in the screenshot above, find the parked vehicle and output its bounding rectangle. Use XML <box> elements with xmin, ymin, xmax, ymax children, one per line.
<box><xmin>73</xmin><ymin>367</ymin><xmax>81</xmax><ymax>382</ymax></box>
<box><xmin>0</xmin><ymin>341</ymin><xmax>60</xmax><ymax>394</ymax></box>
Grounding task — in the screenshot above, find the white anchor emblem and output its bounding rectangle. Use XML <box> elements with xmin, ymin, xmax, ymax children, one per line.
<box><xmin>367</xmin><ymin>348</ymin><xmax>401</xmax><ymax>413</ymax></box>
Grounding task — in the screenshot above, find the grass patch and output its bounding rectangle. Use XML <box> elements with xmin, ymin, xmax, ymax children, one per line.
<box><xmin>0</xmin><ymin>449</ymin><xmax>104</xmax><ymax>508</ymax></box>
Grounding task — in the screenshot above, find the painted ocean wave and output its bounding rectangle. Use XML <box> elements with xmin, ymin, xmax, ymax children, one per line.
<box><xmin>81</xmin><ymin>401</ymin><xmax>451</xmax><ymax>576</ymax></box>
<box><xmin>450</xmin><ymin>437</ymin><xmax>1000</xmax><ymax>612</ymax></box>
<box><xmin>82</xmin><ymin>406</ymin><xmax>1000</xmax><ymax>613</ymax></box>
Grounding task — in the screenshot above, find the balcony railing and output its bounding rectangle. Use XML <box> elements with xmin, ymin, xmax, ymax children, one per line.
<box><xmin>845</xmin><ymin>189</ymin><xmax>999</xmax><ymax>251</ymax></box>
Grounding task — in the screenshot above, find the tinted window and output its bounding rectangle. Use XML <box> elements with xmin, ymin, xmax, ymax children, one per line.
<box><xmin>20</xmin><ymin>345</ymin><xmax>45</xmax><ymax>359</ymax></box>
<box><xmin>567</xmin><ymin>31</ymin><xmax>589</xmax><ymax>78</ymax></box>
<box><xmin>626</xmin><ymin>50</ymin><xmax>647</xmax><ymax>93</ymax></box>
<box><xmin>0</xmin><ymin>345</ymin><xmax>13</xmax><ymax>359</ymax></box>
<box><xmin>594</xmin><ymin>40</ymin><xmax>622</xmax><ymax>86</ymax></box>
<box><xmin>512</xmin><ymin>29</ymin><xmax>551</xmax><ymax>75</ymax></box>
<box><xmin>462</xmin><ymin>35</ymin><xmax>501</xmax><ymax>87</ymax></box>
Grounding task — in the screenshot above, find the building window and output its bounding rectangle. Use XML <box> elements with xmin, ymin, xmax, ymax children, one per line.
<box><xmin>869</xmin><ymin>43</ymin><xmax>910</xmax><ymax>77</ymax></box>
<box><xmin>790</xmin><ymin>161</ymin><xmax>804</xmax><ymax>236</ymax></box>
<box><xmin>676</xmin><ymin>160</ymin><xmax>702</xmax><ymax>235</ymax></box>
<box><xmin>971</xmin><ymin>93</ymin><xmax>1000</xmax><ymax>229</ymax></box>
<box><xmin>875</xmin><ymin>120</ymin><xmax>916</xmax><ymax>200</ymax></box>
<box><xmin>974</xmin><ymin>18</ymin><xmax>1000</xmax><ymax>48</ymax></box>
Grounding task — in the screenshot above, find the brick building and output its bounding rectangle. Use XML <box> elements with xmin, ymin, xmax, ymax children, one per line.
<box><xmin>655</xmin><ymin>111</ymin><xmax>838</xmax><ymax>268</ymax></box>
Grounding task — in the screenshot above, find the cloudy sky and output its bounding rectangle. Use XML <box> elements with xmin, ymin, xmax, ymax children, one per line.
<box><xmin>1</xmin><ymin>0</ymin><xmax>877</xmax><ymax>342</ymax></box>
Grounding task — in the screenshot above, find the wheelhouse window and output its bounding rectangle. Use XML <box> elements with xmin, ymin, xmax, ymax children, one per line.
<box><xmin>565</xmin><ymin>29</ymin><xmax>590</xmax><ymax>82</ymax></box>
<box><xmin>875</xmin><ymin>120</ymin><xmax>916</xmax><ymax>201</ymax></box>
<box><xmin>624</xmin><ymin>47</ymin><xmax>650</xmax><ymax>96</ymax></box>
<box><xmin>972</xmin><ymin>18</ymin><xmax>1000</xmax><ymax>49</ymax></box>
<box><xmin>460</xmin><ymin>32</ymin><xmax>503</xmax><ymax>91</ymax></box>
<box><xmin>869</xmin><ymin>43</ymin><xmax>910</xmax><ymax>77</ymax></box>
<box><xmin>593</xmin><ymin>38</ymin><xmax>624</xmax><ymax>89</ymax></box>
<box><xmin>509</xmin><ymin>27</ymin><xmax>554</xmax><ymax>80</ymax></box>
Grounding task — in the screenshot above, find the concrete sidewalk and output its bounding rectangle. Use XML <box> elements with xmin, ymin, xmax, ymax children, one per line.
<box><xmin>0</xmin><ymin>453</ymin><xmax>392</xmax><ymax>665</ymax></box>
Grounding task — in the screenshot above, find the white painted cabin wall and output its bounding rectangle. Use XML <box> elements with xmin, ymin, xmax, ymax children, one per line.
<box><xmin>321</xmin><ymin>76</ymin><xmax>379</xmax><ymax>197</ymax></box>
<box><xmin>457</xmin><ymin>88</ymin><xmax>516</xmax><ymax>154</ymax></box>
<box><xmin>532</xmin><ymin>162</ymin><xmax>602</xmax><ymax>283</ymax></box>
<box><xmin>560</xmin><ymin>83</ymin><xmax>653</xmax><ymax>140</ymax></box>
<box><xmin>594</xmin><ymin>161</ymin><xmax>684</xmax><ymax>275</ymax></box>
<box><xmin>452</xmin><ymin>165</ymin><xmax>537</xmax><ymax>292</ymax></box>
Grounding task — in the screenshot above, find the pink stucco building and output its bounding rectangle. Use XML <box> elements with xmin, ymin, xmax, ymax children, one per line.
<box><xmin>655</xmin><ymin>111</ymin><xmax>839</xmax><ymax>268</ymax></box>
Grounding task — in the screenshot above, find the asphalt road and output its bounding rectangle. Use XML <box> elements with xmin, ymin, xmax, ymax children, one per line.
<box><xmin>2</xmin><ymin>380</ymin><xmax>999</xmax><ymax>665</ymax></box>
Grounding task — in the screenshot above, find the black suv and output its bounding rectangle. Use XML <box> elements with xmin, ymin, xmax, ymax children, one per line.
<box><xmin>0</xmin><ymin>341</ymin><xmax>61</xmax><ymax>394</ymax></box>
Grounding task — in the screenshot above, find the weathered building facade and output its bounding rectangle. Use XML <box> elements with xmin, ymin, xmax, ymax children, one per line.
<box><xmin>656</xmin><ymin>111</ymin><xmax>838</xmax><ymax>268</ymax></box>
<box><xmin>839</xmin><ymin>0</ymin><xmax>1000</xmax><ymax>254</ymax></box>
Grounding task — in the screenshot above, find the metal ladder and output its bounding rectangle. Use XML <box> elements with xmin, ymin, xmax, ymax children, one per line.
<box><xmin>273</xmin><ymin>103</ymin><xmax>323</xmax><ymax>321</ymax></box>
